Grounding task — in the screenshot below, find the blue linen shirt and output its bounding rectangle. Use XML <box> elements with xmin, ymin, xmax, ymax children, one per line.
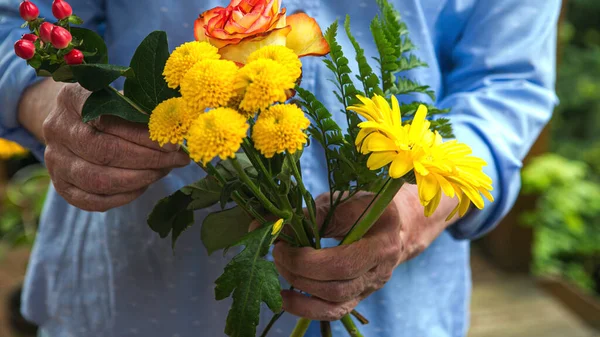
<box><xmin>0</xmin><ymin>0</ymin><xmax>560</xmax><ymax>336</ymax></box>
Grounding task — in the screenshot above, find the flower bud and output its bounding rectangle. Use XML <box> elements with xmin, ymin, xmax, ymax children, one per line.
<box><xmin>39</xmin><ymin>22</ymin><xmax>54</xmax><ymax>43</ymax></box>
<box><xmin>51</xmin><ymin>0</ymin><xmax>72</xmax><ymax>20</ymax></box>
<box><xmin>22</xmin><ymin>33</ymin><xmax>39</xmax><ymax>42</ymax></box>
<box><xmin>64</xmin><ymin>49</ymin><xmax>83</xmax><ymax>65</ymax></box>
<box><xmin>19</xmin><ymin>1</ymin><xmax>39</xmax><ymax>21</ymax></box>
<box><xmin>50</xmin><ymin>26</ymin><xmax>72</xmax><ymax>49</ymax></box>
<box><xmin>14</xmin><ymin>39</ymin><xmax>36</xmax><ymax>60</ymax></box>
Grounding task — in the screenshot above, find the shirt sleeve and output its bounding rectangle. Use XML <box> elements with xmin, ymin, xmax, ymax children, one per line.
<box><xmin>0</xmin><ymin>0</ymin><xmax>105</xmax><ymax>161</ymax></box>
<box><xmin>438</xmin><ymin>0</ymin><xmax>561</xmax><ymax>240</ymax></box>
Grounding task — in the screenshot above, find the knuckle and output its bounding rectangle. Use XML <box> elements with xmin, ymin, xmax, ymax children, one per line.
<box><xmin>94</xmin><ymin>137</ymin><xmax>120</xmax><ymax>166</ymax></box>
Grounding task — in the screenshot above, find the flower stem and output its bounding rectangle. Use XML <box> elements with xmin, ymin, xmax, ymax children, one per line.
<box><xmin>260</xmin><ymin>311</ymin><xmax>285</xmax><ymax>337</ymax></box>
<box><xmin>232</xmin><ymin>158</ymin><xmax>291</xmax><ymax>220</ymax></box>
<box><xmin>341</xmin><ymin>178</ymin><xmax>404</xmax><ymax>245</ymax></box>
<box><xmin>320</xmin><ymin>321</ymin><xmax>332</xmax><ymax>337</ymax></box>
<box><xmin>286</xmin><ymin>152</ymin><xmax>320</xmax><ymax>249</ymax></box>
<box><xmin>351</xmin><ymin>310</ymin><xmax>369</xmax><ymax>325</ymax></box>
<box><xmin>107</xmin><ymin>86</ymin><xmax>148</xmax><ymax>116</ymax></box>
<box><xmin>290</xmin><ymin>318</ymin><xmax>311</xmax><ymax>337</ymax></box>
<box><xmin>341</xmin><ymin>315</ymin><xmax>364</xmax><ymax>337</ymax></box>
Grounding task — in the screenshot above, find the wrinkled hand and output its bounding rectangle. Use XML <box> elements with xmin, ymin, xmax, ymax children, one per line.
<box><xmin>43</xmin><ymin>84</ymin><xmax>190</xmax><ymax>212</ymax></box>
<box><xmin>273</xmin><ymin>187</ymin><xmax>457</xmax><ymax>321</ymax></box>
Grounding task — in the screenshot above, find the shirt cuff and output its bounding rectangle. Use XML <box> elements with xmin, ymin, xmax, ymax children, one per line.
<box><xmin>445</xmin><ymin>122</ymin><xmax>502</xmax><ymax>240</ymax></box>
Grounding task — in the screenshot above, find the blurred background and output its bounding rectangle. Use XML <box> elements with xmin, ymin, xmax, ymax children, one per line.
<box><xmin>1</xmin><ymin>0</ymin><xmax>600</xmax><ymax>336</ymax></box>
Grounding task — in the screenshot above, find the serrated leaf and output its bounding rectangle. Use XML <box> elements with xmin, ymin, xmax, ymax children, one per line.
<box><xmin>215</xmin><ymin>223</ymin><xmax>282</xmax><ymax>337</ymax></box>
<box><xmin>147</xmin><ymin>190</ymin><xmax>194</xmax><ymax>239</ymax></box>
<box><xmin>181</xmin><ymin>175</ymin><xmax>222</xmax><ymax>210</ymax></box>
<box><xmin>71</xmin><ymin>64</ymin><xmax>133</xmax><ymax>91</ymax></box>
<box><xmin>82</xmin><ymin>87</ymin><xmax>150</xmax><ymax>123</ymax></box>
<box><xmin>124</xmin><ymin>31</ymin><xmax>179</xmax><ymax>113</ymax></box>
<box><xmin>201</xmin><ymin>206</ymin><xmax>253</xmax><ymax>256</ymax></box>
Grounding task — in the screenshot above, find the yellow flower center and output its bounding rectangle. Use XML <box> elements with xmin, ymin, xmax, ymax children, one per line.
<box><xmin>149</xmin><ymin>97</ymin><xmax>198</xmax><ymax>146</ymax></box>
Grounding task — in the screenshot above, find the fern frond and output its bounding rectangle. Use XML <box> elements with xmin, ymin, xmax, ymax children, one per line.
<box><xmin>344</xmin><ymin>15</ymin><xmax>383</xmax><ymax>98</ymax></box>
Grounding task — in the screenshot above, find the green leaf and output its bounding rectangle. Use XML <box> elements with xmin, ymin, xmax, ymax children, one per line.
<box><xmin>215</xmin><ymin>223</ymin><xmax>282</xmax><ymax>337</ymax></box>
<box><xmin>201</xmin><ymin>206</ymin><xmax>253</xmax><ymax>256</ymax></box>
<box><xmin>147</xmin><ymin>190</ymin><xmax>194</xmax><ymax>239</ymax></box>
<box><xmin>27</xmin><ymin>54</ymin><xmax>42</xmax><ymax>69</ymax></box>
<box><xmin>51</xmin><ymin>65</ymin><xmax>75</xmax><ymax>82</ymax></box>
<box><xmin>68</xmin><ymin>15</ymin><xmax>84</xmax><ymax>25</ymax></box>
<box><xmin>124</xmin><ymin>31</ymin><xmax>179</xmax><ymax>113</ymax></box>
<box><xmin>181</xmin><ymin>175</ymin><xmax>222</xmax><ymax>210</ymax></box>
<box><xmin>82</xmin><ymin>87</ymin><xmax>150</xmax><ymax>123</ymax></box>
<box><xmin>71</xmin><ymin>64</ymin><xmax>133</xmax><ymax>91</ymax></box>
<box><xmin>71</xmin><ymin>27</ymin><xmax>108</xmax><ymax>64</ymax></box>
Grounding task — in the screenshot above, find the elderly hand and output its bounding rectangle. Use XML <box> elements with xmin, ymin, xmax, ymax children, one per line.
<box><xmin>42</xmin><ymin>84</ymin><xmax>190</xmax><ymax>212</ymax></box>
<box><xmin>273</xmin><ymin>185</ymin><xmax>460</xmax><ymax>321</ymax></box>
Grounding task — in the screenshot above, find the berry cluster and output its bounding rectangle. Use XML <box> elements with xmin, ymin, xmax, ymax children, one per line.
<box><xmin>14</xmin><ymin>0</ymin><xmax>84</xmax><ymax>66</ymax></box>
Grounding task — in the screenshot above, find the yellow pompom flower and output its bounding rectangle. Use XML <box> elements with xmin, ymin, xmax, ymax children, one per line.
<box><xmin>252</xmin><ymin>104</ymin><xmax>310</xmax><ymax>158</ymax></box>
<box><xmin>186</xmin><ymin>107</ymin><xmax>248</xmax><ymax>164</ymax></box>
<box><xmin>235</xmin><ymin>59</ymin><xmax>296</xmax><ymax>113</ymax></box>
<box><xmin>0</xmin><ymin>138</ymin><xmax>28</xmax><ymax>159</ymax></box>
<box><xmin>149</xmin><ymin>97</ymin><xmax>198</xmax><ymax>146</ymax></box>
<box><xmin>180</xmin><ymin>59</ymin><xmax>239</xmax><ymax>113</ymax></box>
<box><xmin>246</xmin><ymin>46</ymin><xmax>302</xmax><ymax>83</ymax></box>
<box><xmin>349</xmin><ymin>94</ymin><xmax>493</xmax><ymax>218</ymax></box>
<box><xmin>163</xmin><ymin>41</ymin><xmax>220</xmax><ymax>89</ymax></box>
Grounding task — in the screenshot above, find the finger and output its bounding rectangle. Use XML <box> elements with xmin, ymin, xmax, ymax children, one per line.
<box><xmin>54</xmin><ymin>148</ymin><xmax>169</xmax><ymax>195</ymax></box>
<box><xmin>53</xmin><ymin>178</ymin><xmax>146</xmax><ymax>212</ymax></box>
<box><xmin>275</xmin><ymin>260</ymin><xmax>367</xmax><ymax>303</ymax></box>
<box><xmin>59</xmin><ymin>121</ymin><xmax>189</xmax><ymax>170</ymax></box>
<box><xmin>314</xmin><ymin>192</ymin><xmax>378</xmax><ymax>239</ymax></box>
<box><xmin>281</xmin><ymin>289</ymin><xmax>360</xmax><ymax>322</ymax></box>
<box><xmin>273</xmin><ymin>239</ymin><xmax>381</xmax><ymax>281</ymax></box>
<box><xmin>90</xmin><ymin>115</ymin><xmax>175</xmax><ymax>152</ymax></box>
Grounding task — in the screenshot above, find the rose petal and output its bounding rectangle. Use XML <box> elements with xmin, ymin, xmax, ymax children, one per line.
<box><xmin>286</xmin><ymin>13</ymin><xmax>330</xmax><ymax>57</ymax></box>
<box><xmin>194</xmin><ymin>7</ymin><xmax>225</xmax><ymax>41</ymax></box>
<box><xmin>219</xmin><ymin>25</ymin><xmax>292</xmax><ymax>63</ymax></box>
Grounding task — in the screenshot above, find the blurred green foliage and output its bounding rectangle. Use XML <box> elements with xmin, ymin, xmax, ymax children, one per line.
<box><xmin>0</xmin><ymin>164</ymin><xmax>49</xmax><ymax>258</ymax></box>
<box><xmin>522</xmin><ymin>0</ymin><xmax>600</xmax><ymax>294</ymax></box>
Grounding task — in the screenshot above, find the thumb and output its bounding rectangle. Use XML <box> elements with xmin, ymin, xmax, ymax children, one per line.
<box><xmin>314</xmin><ymin>192</ymin><xmax>376</xmax><ymax>239</ymax></box>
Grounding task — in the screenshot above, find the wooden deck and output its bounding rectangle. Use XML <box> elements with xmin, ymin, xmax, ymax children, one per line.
<box><xmin>469</xmin><ymin>252</ymin><xmax>599</xmax><ymax>337</ymax></box>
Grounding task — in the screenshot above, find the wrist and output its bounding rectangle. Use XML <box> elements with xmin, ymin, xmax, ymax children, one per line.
<box><xmin>18</xmin><ymin>79</ymin><xmax>66</xmax><ymax>144</ymax></box>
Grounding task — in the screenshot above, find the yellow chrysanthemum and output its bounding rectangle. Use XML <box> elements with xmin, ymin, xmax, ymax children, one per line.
<box><xmin>412</xmin><ymin>132</ymin><xmax>494</xmax><ymax>219</ymax></box>
<box><xmin>349</xmin><ymin>94</ymin><xmax>493</xmax><ymax>219</ymax></box>
<box><xmin>272</xmin><ymin>219</ymin><xmax>284</xmax><ymax>236</ymax></box>
<box><xmin>149</xmin><ymin>97</ymin><xmax>198</xmax><ymax>146</ymax></box>
<box><xmin>246</xmin><ymin>46</ymin><xmax>302</xmax><ymax>83</ymax></box>
<box><xmin>252</xmin><ymin>104</ymin><xmax>310</xmax><ymax>158</ymax></box>
<box><xmin>180</xmin><ymin>59</ymin><xmax>239</xmax><ymax>113</ymax></box>
<box><xmin>235</xmin><ymin>59</ymin><xmax>296</xmax><ymax>113</ymax></box>
<box><xmin>163</xmin><ymin>41</ymin><xmax>220</xmax><ymax>89</ymax></box>
<box><xmin>186</xmin><ymin>107</ymin><xmax>248</xmax><ymax>164</ymax></box>
<box><xmin>0</xmin><ymin>138</ymin><xmax>28</xmax><ymax>160</ymax></box>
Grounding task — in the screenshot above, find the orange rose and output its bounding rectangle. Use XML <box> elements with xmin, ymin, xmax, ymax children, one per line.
<box><xmin>194</xmin><ymin>0</ymin><xmax>329</xmax><ymax>63</ymax></box>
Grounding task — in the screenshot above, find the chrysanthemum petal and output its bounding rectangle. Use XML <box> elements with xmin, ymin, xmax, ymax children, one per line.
<box><xmin>366</xmin><ymin>152</ymin><xmax>395</xmax><ymax>170</ymax></box>
<box><xmin>389</xmin><ymin>152</ymin><xmax>413</xmax><ymax>179</ymax></box>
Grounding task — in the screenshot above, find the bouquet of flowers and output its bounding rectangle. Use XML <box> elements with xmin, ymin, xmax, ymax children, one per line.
<box><xmin>13</xmin><ymin>0</ymin><xmax>494</xmax><ymax>336</ymax></box>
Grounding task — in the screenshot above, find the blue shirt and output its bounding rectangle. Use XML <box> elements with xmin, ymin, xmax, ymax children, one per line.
<box><xmin>0</xmin><ymin>0</ymin><xmax>560</xmax><ymax>336</ymax></box>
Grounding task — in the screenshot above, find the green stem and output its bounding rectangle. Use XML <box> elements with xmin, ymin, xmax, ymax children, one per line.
<box><xmin>320</xmin><ymin>321</ymin><xmax>332</xmax><ymax>337</ymax></box>
<box><xmin>290</xmin><ymin>318</ymin><xmax>311</xmax><ymax>337</ymax></box>
<box><xmin>231</xmin><ymin>158</ymin><xmax>291</xmax><ymax>220</ymax></box>
<box><xmin>290</xmin><ymin>213</ymin><xmax>312</xmax><ymax>248</ymax></box>
<box><xmin>260</xmin><ymin>311</ymin><xmax>285</xmax><ymax>337</ymax></box>
<box><xmin>107</xmin><ymin>86</ymin><xmax>148</xmax><ymax>116</ymax></box>
<box><xmin>351</xmin><ymin>310</ymin><xmax>369</xmax><ymax>325</ymax></box>
<box><xmin>341</xmin><ymin>178</ymin><xmax>404</xmax><ymax>245</ymax></box>
<box><xmin>286</xmin><ymin>152</ymin><xmax>320</xmax><ymax>249</ymax></box>
<box><xmin>341</xmin><ymin>315</ymin><xmax>364</xmax><ymax>337</ymax></box>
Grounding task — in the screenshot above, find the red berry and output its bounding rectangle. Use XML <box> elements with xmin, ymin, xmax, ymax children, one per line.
<box><xmin>14</xmin><ymin>39</ymin><xmax>36</xmax><ymax>60</ymax></box>
<box><xmin>64</xmin><ymin>49</ymin><xmax>83</xmax><ymax>65</ymax></box>
<box><xmin>51</xmin><ymin>0</ymin><xmax>72</xmax><ymax>20</ymax></box>
<box><xmin>19</xmin><ymin>1</ymin><xmax>39</xmax><ymax>21</ymax></box>
<box><xmin>22</xmin><ymin>33</ymin><xmax>39</xmax><ymax>42</ymax></box>
<box><xmin>39</xmin><ymin>22</ymin><xmax>54</xmax><ymax>43</ymax></box>
<box><xmin>50</xmin><ymin>26</ymin><xmax>72</xmax><ymax>49</ymax></box>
